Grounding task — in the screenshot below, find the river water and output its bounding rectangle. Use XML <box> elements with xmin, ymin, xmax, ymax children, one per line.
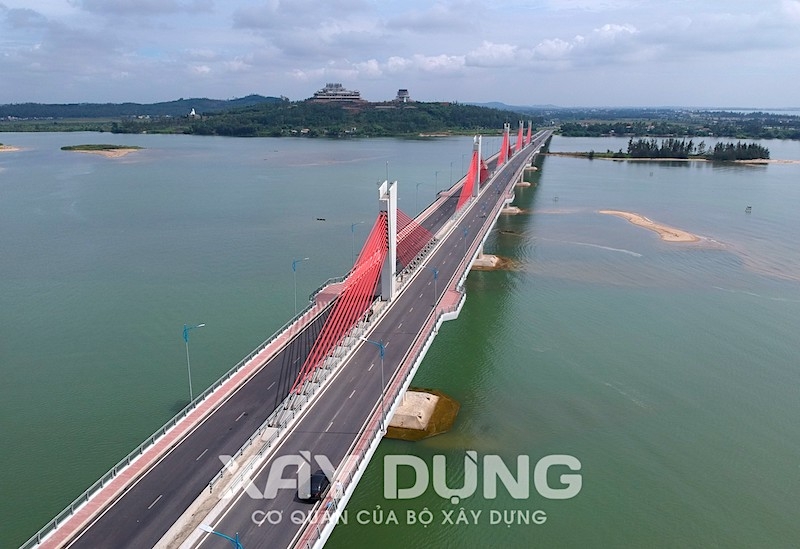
<box><xmin>1</xmin><ymin>133</ymin><xmax>798</xmax><ymax>548</ymax></box>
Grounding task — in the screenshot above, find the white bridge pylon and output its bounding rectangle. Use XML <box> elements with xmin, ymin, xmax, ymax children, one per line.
<box><xmin>379</xmin><ymin>179</ymin><xmax>397</xmax><ymax>302</ymax></box>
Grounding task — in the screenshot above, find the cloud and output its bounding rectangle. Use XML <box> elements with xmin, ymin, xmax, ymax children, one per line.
<box><xmin>3</xmin><ymin>6</ymin><xmax>49</xmax><ymax>28</ymax></box>
<box><xmin>71</xmin><ymin>0</ymin><xmax>213</xmax><ymax>16</ymax></box>
<box><xmin>386</xmin><ymin>1</ymin><xmax>476</xmax><ymax>33</ymax></box>
<box><xmin>232</xmin><ymin>0</ymin><xmax>368</xmax><ymax>30</ymax></box>
<box><xmin>783</xmin><ymin>0</ymin><xmax>800</xmax><ymax>20</ymax></box>
<box><xmin>464</xmin><ymin>23</ymin><xmax>639</xmax><ymax>70</ymax></box>
<box><xmin>2</xmin><ymin>0</ymin><xmax>800</xmax><ymax>106</ymax></box>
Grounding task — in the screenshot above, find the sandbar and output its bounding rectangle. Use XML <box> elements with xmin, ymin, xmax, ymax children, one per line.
<box><xmin>0</xmin><ymin>145</ymin><xmax>21</xmax><ymax>152</ymax></box>
<box><xmin>599</xmin><ymin>210</ymin><xmax>700</xmax><ymax>242</ymax></box>
<box><xmin>70</xmin><ymin>148</ymin><xmax>140</xmax><ymax>158</ymax></box>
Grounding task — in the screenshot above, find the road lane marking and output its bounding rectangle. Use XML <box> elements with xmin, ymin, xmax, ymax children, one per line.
<box><xmin>147</xmin><ymin>494</ymin><xmax>163</xmax><ymax>510</ymax></box>
<box><xmin>196</xmin><ymin>448</ymin><xmax>209</xmax><ymax>461</ymax></box>
<box><xmin>409</xmin><ymin>307</ymin><xmax>414</xmax><ymax>312</ymax></box>
<box><xmin>267</xmin><ymin>381</ymin><xmax>276</xmax><ymax>390</ymax></box>
<box><xmin>235</xmin><ymin>411</ymin><xmax>246</xmax><ymax>422</ymax></box>
<box><xmin>398</xmin><ymin>322</ymin><xmax>403</xmax><ymax>329</ymax></box>
<box><xmin>326</xmin><ymin>421</ymin><xmax>334</xmax><ymax>432</ymax></box>
<box><xmin>368</xmin><ymin>363</ymin><xmax>374</xmax><ymax>371</ymax></box>
<box><xmin>348</xmin><ymin>390</ymin><xmax>356</xmax><ymax>399</ymax></box>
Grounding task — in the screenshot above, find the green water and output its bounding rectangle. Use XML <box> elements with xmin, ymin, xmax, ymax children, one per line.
<box><xmin>2</xmin><ymin>134</ymin><xmax>799</xmax><ymax>548</ymax></box>
<box><xmin>327</xmin><ymin>140</ymin><xmax>800</xmax><ymax>548</ymax></box>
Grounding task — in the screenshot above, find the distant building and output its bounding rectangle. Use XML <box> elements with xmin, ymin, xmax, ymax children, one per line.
<box><xmin>310</xmin><ymin>83</ymin><xmax>363</xmax><ymax>103</ymax></box>
<box><xmin>395</xmin><ymin>89</ymin><xmax>411</xmax><ymax>103</ymax></box>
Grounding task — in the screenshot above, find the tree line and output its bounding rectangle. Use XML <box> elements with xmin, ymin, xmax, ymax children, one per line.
<box><xmin>623</xmin><ymin>138</ymin><xmax>769</xmax><ymax>160</ymax></box>
<box><xmin>559</xmin><ymin>111</ymin><xmax>800</xmax><ymax>140</ymax></box>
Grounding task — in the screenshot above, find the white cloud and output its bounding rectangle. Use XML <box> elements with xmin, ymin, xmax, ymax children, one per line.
<box><xmin>2</xmin><ymin>0</ymin><xmax>800</xmax><ymax>106</ymax></box>
<box><xmin>72</xmin><ymin>0</ymin><xmax>213</xmax><ymax>16</ymax></box>
<box><xmin>783</xmin><ymin>0</ymin><xmax>800</xmax><ymax>20</ymax></box>
<box><xmin>466</xmin><ymin>41</ymin><xmax>518</xmax><ymax>68</ymax></box>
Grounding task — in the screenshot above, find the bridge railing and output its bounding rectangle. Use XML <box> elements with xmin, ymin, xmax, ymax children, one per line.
<box><xmin>20</xmin><ymin>275</ymin><xmax>347</xmax><ymax>549</ymax></box>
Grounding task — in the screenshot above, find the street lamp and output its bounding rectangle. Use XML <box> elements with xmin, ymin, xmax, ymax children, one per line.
<box><xmin>424</xmin><ymin>265</ymin><xmax>438</xmax><ymax>308</ymax></box>
<box><xmin>292</xmin><ymin>257</ymin><xmax>310</xmax><ymax>315</ymax></box>
<box><xmin>450</xmin><ymin>161</ymin><xmax>453</xmax><ymax>187</ymax></box>
<box><xmin>350</xmin><ymin>222</ymin><xmax>364</xmax><ymax>266</ymax></box>
<box><xmin>182</xmin><ymin>323</ymin><xmax>205</xmax><ymax>402</ymax></box>
<box><xmin>415</xmin><ymin>182</ymin><xmax>425</xmax><ymax>213</ymax></box>
<box><xmin>434</xmin><ymin>170</ymin><xmax>440</xmax><ymax>193</ymax></box>
<box><xmin>360</xmin><ymin>337</ymin><xmax>386</xmax><ymax>432</ymax></box>
<box><xmin>199</xmin><ymin>524</ymin><xmax>244</xmax><ymax>549</ymax></box>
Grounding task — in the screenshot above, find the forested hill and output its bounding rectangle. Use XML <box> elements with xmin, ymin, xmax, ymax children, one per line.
<box><xmin>110</xmin><ymin>101</ymin><xmax>536</xmax><ymax>137</ymax></box>
<box><xmin>0</xmin><ymin>95</ymin><xmax>283</xmax><ymax>119</ymax></box>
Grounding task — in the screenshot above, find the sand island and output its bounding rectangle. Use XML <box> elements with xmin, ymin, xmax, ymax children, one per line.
<box><xmin>599</xmin><ymin>210</ymin><xmax>700</xmax><ymax>242</ymax></box>
<box><xmin>0</xmin><ymin>144</ymin><xmax>21</xmax><ymax>152</ymax></box>
<box><xmin>61</xmin><ymin>144</ymin><xmax>142</xmax><ymax>158</ymax></box>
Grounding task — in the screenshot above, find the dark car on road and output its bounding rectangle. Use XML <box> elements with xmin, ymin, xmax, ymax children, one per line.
<box><xmin>298</xmin><ymin>470</ymin><xmax>330</xmax><ymax>502</ymax></box>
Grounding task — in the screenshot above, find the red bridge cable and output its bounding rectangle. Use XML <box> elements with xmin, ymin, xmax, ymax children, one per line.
<box><xmin>456</xmin><ymin>151</ymin><xmax>479</xmax><ymax>211</ymax></box>
<box><xmin>290</xmin><ymin>213</ymin><xmax>388</xmax><ymax>393</ymax></box>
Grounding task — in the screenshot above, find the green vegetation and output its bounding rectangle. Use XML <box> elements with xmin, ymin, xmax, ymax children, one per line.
<box><xmin>579</xmin><ymin>138</ymin><xmax>770</xmax><ymax>161</ymax></box>
<box><xmin>4</xmin><ymin>98</ymin><xmax>800</xmax><ymax>141</ymax></box>
<box><xmin>60</xmin><ymin>144</ymin><xmax>143</xmax><ymax>151</ymax></box>
<box><xmin>1</xmin><ymin>95</ymin><xmax>281</xmax><ymax>119</ymax></box>
<box><xmin>107</xmin><ymin>101</ymin><xmax>533</xmax><ymax>137</ymax></box>
<box><xmin>557</xmin><ymin>110</ymin><xmax>800</xmax><ymax>140</ymax></box>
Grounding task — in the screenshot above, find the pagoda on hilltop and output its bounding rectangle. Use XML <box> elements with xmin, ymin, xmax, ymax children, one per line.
<box><xmin>309</xmin><ymin>83</ymin><xmax>363</xmax><ymax>103</ymax></box>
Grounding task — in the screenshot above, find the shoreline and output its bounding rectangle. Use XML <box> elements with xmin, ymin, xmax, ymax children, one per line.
<box><xmin>599</xmin><ymin>210</ymin><xmax>700</xmax><ymax>242</ymax></box>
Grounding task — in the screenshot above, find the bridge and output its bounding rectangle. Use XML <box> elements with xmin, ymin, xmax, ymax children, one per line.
<box><xmin>23</xmin><ymin>124</ymin><xmax>552</xmax><ymax>549</ymax></box>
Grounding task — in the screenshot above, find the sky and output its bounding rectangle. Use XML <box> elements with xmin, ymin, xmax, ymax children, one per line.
<box><xmin>1</xmin><ymin>0</ymin><xmax>799</xmax><ymax>108</ymax></box>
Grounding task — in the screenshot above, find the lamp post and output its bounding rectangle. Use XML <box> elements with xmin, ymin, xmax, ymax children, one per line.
<box><xmin>199</xmin><ymin>524</ymin><xmax>244</xmax><ymax>549</ymax></box>
<box><xmin>182</xmin><ymin>323</ymin><xmax>205</xmax><ymax>402</ymax></box>
<box><xmin>415</xmin><ymin>182</ymin><xmax>424</xmax><ymax>213</ymax></box>
<box><xmin>450</xmin><ymin>161</ymin><xmax>453</xmax><ymax>187</ymax></box>
<box><xmin>424</xmin><ymin>265</ymin><xmax>438</xmax><ymax>308</ymax></box>
<box><xmin>435</xmin><ymin>170</ymin><xmax>440</xmax><ymax>193</ymax></box>
<box><xmin>350</xmin><ymin>222</ymin><xmax>364</xmax><ymax>266</ymax></box>
<box><xmin>360</xmin><ymin>337</ymin><xmax>386</xmax><ymax>431</ymax></box>
<box><xmin>292</xmin><ymin>257</ymin><xmax>310</xmax><ymax>315</ymax></box>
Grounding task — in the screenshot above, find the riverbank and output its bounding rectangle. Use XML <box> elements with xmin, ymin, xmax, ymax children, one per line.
<box><xmin>599</xmin><ymin>210</ymin><xmax>700</xmax><ymax>242</ymax></box>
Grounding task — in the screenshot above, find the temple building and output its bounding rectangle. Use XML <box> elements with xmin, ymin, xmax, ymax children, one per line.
<box><xmin>395</xmin><ymin>89</ymin><xmax>411</xmax><ymax>103</ymax></box>
<box><xmin>310</xmin><ymin>83</ymin><xmax>363</xmax><ymax>102</ymax></box>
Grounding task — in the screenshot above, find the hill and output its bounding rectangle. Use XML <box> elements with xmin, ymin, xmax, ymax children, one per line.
<box><xmin>109</xmin><ymin>101</ymin><xmax>537</xmax><ymax>137</ymax></box>
<box><xmin>0</xmin><ymin>95</ymin><xmax>283</xmax><ymax>119</ymax></box>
